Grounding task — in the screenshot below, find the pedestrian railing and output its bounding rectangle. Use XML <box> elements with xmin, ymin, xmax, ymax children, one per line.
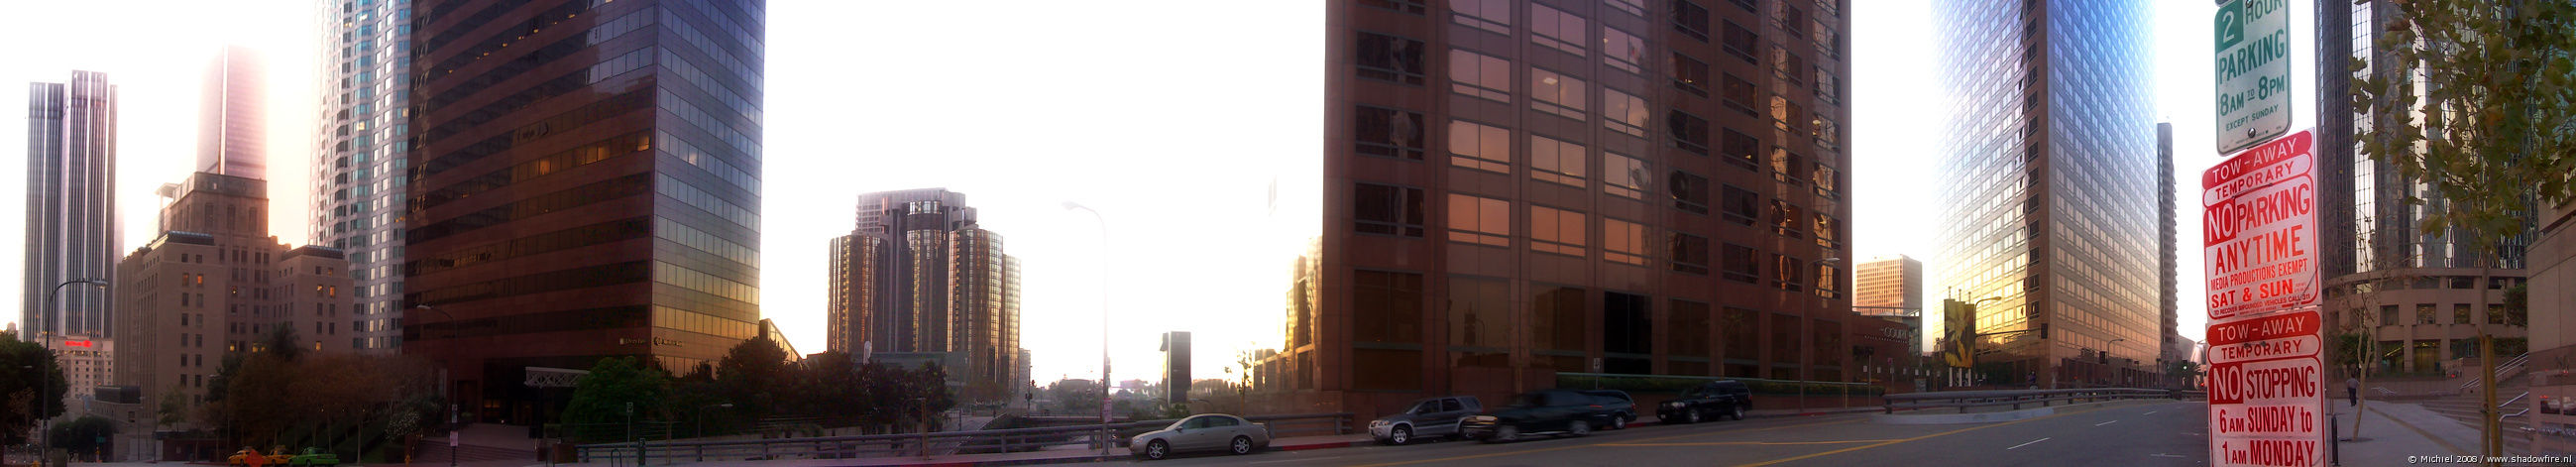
<box><xmin>1882</xmin><ymin>388</ymin><xmax>2177</xmax><ymax>414</ymax></box>
<box><xmin>573</xmin><ymin>412</ymin><xmax>1352</xmax><ymax>464</ymax></box>
<box><xmin>2455</xmin><ymin>353</ymin><xmax>2531</xmax><ymax>394</ymax></box>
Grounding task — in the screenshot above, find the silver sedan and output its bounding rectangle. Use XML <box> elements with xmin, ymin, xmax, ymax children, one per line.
<box><xmin>1127</xmin><ymin>413</ymin><xmax>1272</xmax><ymax>460</ymax></box>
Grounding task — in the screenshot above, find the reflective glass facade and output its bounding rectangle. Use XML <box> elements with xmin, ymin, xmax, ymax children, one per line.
<box><xmin>830</xmin><ymin>189</ymin><xmax>1022</xmax><ymax>403</ymax></box>
<box><xmin>1933</xmin><ymin>0</ymin><xmax>2165</xmax><ymax>388</ymax></box>
<box><xmin>403</xmin><ymin>0</ymin><xmax>764</xmax><ymax>423</ymax></box>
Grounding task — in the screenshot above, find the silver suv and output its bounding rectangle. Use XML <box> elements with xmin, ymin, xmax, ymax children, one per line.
<box><xmin>1368</xmin><ymin>396</ymin><xmax>1483</xmax><ymax>445</ymax></box>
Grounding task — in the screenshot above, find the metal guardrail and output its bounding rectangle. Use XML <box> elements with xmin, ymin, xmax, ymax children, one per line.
<box><xmin>2456</xmin><ymin>353</ymin><xmax>2531</xmax><ymax>393</ymax></box>
<box><xmin>573</xmin><ymin>412</ymin><xmax>1352</xmax><ymax>464</ymax></box>
<box><xmin>1882</xmin><ymin>388</ymin><xmax>2177</xmax><ymax>414</ymax></box>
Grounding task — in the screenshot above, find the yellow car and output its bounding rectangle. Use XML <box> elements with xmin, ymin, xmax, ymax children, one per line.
<box><xmin>226</xmin><ymin>447</ymin><xmax>293</xmax><ymax>467</ymax></box>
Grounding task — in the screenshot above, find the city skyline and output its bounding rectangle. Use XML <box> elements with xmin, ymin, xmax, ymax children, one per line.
<box><xmin>0</xmin><ymin>1</ymin><xmax>2280</xmax><ymax>385</ymax></box>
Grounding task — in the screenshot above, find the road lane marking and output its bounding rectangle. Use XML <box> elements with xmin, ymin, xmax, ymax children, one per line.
<box><xmin>1253</xmin><ymin>457</ymin><xmax>1343</xmax><ymax>465</ymax></box>
<box><xmin>1599</xmin><ymin>440</ymin><xmax>1896</xmax><ymax>447</ymax></box>
<box><xmin>1348</xmin><ymin>416</ymin><xmax>1862</xmax><ymax>467</ymax></box>
<box><xmin>2143</xmin><ymin>410</ymin><xmax>2158</xmax><ymax>414</ymax></box>
<box><xmin>1735</xmin><ymin>400</ymin><xmax>2156</xmax><ymax>467</ymax></box>
<box><xmin>2152</xmin><ymin>453</ymin><xmax>2185</xmax><ymax>458</ymax></box>
<box><xmin>2005</xmin><ymin>437</ymin><xmax>2050</xmax><ymax>450</ymax></box>
<box><xmin>2095</xmin><ymin>420</ymin><xmax>2118</xmax><ymax>426</ymax></box>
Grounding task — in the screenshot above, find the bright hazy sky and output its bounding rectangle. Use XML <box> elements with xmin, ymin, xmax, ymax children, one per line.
<box><xmin>0</xmin><ymin>1</ymin><xmax>2331</xmax><ymax>384</ymax></box>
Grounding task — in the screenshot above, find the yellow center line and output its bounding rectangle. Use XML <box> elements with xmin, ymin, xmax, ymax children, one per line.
<box><xmin>1347</xmin><ymin>416</ymin><xmax>1863</xmax><ymax>467</ymax></box>
<box><xmin>1733</xmin><ymin>400</ymin><xmax>2160</xmax><ymax>467</ymax></box>
<box><xmin>1602</xmin><ymin>439</ymin><xmax>1898</xmax><ymax>446</ymax></box>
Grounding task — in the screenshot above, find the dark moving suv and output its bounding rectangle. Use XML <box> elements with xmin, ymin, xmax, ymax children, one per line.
<box><xmin>1368</xmin><ymin>396</ymin><xmax>1482</xmax><ymax>445</ymax></box>
<box><xmin>1656</xmin><ymin>380</ymin><xmax>1753</xmax><ymax>423</ymax></box>
<box><xmin>1578</xmin><ymin>390</ymin><xmax>1637</xmax><ymax>429</ymax></box>
<box><xmin>1459</xmin><ymin>390</ymin><xmax>1623</xmax><ymax>443</ymax></box>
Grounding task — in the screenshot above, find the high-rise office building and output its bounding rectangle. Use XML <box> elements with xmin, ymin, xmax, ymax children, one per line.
<box><xmin>827</xmin><ymin>188</ymin><xmax>1022</xmax><ymax>402</ymax></box>
<box><xmin>114</xmin><ymin>172</ymin><xmax>357</xmax><ymax>427</ymax></box>
<box><xmin>23</xmin><ymin>70</ymin><xmax>119</xmax><ymax>340</ymax></box>
<box><xmin>2158</xmin><ymin>122</ymin><xmax>2180</xmax><ymax>367</ymax></box>
<box><xmin>313</xmin><ymin>0</ymin><xmax>416</xmax><ymax>352</ymax></box>
<box><xmin>404</xmin><ymin>0</ymin><xmax>766</xmax><ymax>422</ymax></box>
<box><xmin>2314</xmin><ymin>0</ymin><xmax>2528</xmax><ymax>375</ymax></box>
<box><xmin>1932</xmin><ymin>0</ymin><xmax>2165</xmax><ymax>388</ymax></box>
<box><xmin>200</xmin><ymin>46</ymin><xmax>267</xmax><ymax>179</ymax></box>
<box><xmin>1261</xmin><ymin>0</ymin><xmax>1854</xmax><ymax>418</ymax></box>
<box><xmin>1854</xmin><ymin>255</ymin><xmax>1923</xmax><ymax>352</ymax></box>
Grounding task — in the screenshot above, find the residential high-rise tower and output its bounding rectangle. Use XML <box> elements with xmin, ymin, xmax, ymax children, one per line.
<box><xmin>827</xmin><ymin>188</ymin><xmax>1022</xmax><ymax>403</ymax></box>
<box><xmin>313</xmin><ymin>0</ymin><xmax>416</xmax><ymax>352</ymax></box>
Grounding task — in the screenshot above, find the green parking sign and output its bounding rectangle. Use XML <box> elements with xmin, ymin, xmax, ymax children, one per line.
<box><xmin>2214</xmin><ymin>0</ymin><xmax>2292</xmax><ymax>154</ymax></box>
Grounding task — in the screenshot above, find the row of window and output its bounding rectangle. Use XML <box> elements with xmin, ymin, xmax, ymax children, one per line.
<box><xmin>418</xmin><ymin>130</ymin><xmax>652</xmax><ymax>212</ymax></box>
<box><xmin>407</xmin><ymin>217</ymin><xmax>650</xmax><ymax>278</ymax></box>
<box><xmin>656</xmin><ymin>174</ymin><xmax>760</xmax><ymax>230</ymax></box>
<box><xmin>409</xmin><ymin>174</ymin><xmax>652</xmax><ymax>246</ymax></box>
<box><xmin>1347</xmin><ymin>271</ymin><xmax>1846</xmax><ymax>381</ymax></box>
<box><xmin>654</xmin><ymin>261</ymin><xmax>760</xmax><ymax>305</ymax></box>
<box><xmin>659</xmin><ymin>87</ymin><xmax>761</xmax><ymax>158</ymax></box>
<box><xmin>407</xmin><ymin>260</ymin><xmax>651</xmax><ymax>307</ymax></box>
<box><xmin>655</xmin><ymin>216</ymin><xmax>758</xmax><ymax>269</ymax></box>
<box><xmin>660</xmin><ymin>7</ymin><xmax>762</xmax><ymax>93</ymax></box>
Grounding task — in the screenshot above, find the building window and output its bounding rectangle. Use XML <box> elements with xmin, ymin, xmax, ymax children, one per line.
<box><xmin>1354</xmin><ymin>182</ymin><xmax>1426</xmax><ymax>237</ymax></box>
<box><xmin>1448</xmin><ymin>276</ymin><xmax>1511</xmax><ymax>348</ymax></box>
<box><xmin>1532</xmin><ymin>69</ymin><xmax>1588</xmax><ymax>121</ymax></box>
<box><xmin>1448</xmin><ymin>120</ymin><xmax>1512</xmax><ymax>174</ymax></box>
<box><xmin>1604</xmin><ymin>152</ymin><xmax>1648</xmax><ymax>199</ymax></box>
<box><xmin>1530</xmin><ymin>205</ymin><xmax>1588</xmax><ymax>257</ymax></box>
<box><xmin>1449</xmin><ymin>49</ymin><xmax>1512</xmax><ymax>102</ymax></box>
<box><xmin>2453</xmin><ymin>303</ymin><xmax>2470</xmax><ymax>324</ymax></box>
<box><xmin>1670</xmin><ymin>233</ymin><xmax>1710</xmax><ymax>275</ymax></box>
<box><xmin>1605</xmin><ymin>292</ymin><xmax>1652</xmax><ymax>355</ymax></box>
<box><xmin>1604</xmin><ymin>28</ymin><xmax>1644</xmax><ymax>73</ymax></box>
<box><xmin>1668</xmin><ymin>109</ymin><xmax>1710</xmax><ymax>155</ymax></box>
<box><xmin>1362</xmin><ymin>0</ymin><xmax>1426</xmax><ymax>15</ymax></box>
<box><xmin>1771</xmin><ymin>201</ymin><xmax>1805</xmax><ymax>238</ymax></box>
<box><xmin>1669</xmin><ymin>170</ymin><xmax>1710</xmax><ymax>214</ymax></box>
<box><xmin>1452</xmin><ymin>0</ymin><xmax>1512</xmax><ymax>36</ymax></box>
<box><xmin>1530</xmin><ymin>4</ymin><xmax>1588</xmax><ymax>56</ymax></box>
<box><xmin>1673</xmin><ymin>1</ymin><xmax>1711</xmax><ymax>41</ymax></box>
<box><xmin>1773</xmin><ymin>254</ymin><xmax>1805</xmax><ymax>292</ymax></box>
<box><xmin>1530</xmin><ymin>134</ymin><xmax>1586</xmax><ymax>186</ymax></box>
<box><xmin>1722</xmin><ymin>184</ymin><xmax>1759</xmax><ymax>226</ymax></box>
<box><xmin>1814</xmin><ymin>66</ymin><xmax>1842</xmax><ymax>104</ymax></box>
<box><xmin>1815</xmin><ymin>262</ymin><xmax>1841</xmax><ymax>298</ymax></box>
<box><xmin>1530</xmin><ymin>286</ymin><xmax>1586</xmax><ymax>351</ymax></box>
<box><xmin>1357</xmin><ymin>32</ymin><xmax>1426</xmax><ymax>85</ymax></box>
<box><xmin>1815</xmin><ymin>213</ymin><xmax>1842</xmax><ymax>249</ymax></box>
<box><xmin>1771</xmin><ymin>95</ymin><xmax>1806</xmax><ymax>133</ymax></box>
<box><xmin>1671</xmin><ymin>53</ymin><xmax>1711</xmax><ymax>96</ymax></box>
<box><xmin>1607</xmin><ymin>0</ymin><xmax>1645</xmax><ymax>17</ymax></box>
<box><xmin>1813</xmin><ymin>114</ymin><xmax>1841</xmax><ymax>151</ymax></box>
<box><xmin>1355</xmin><ymin>105</ymin><xmax>1425</xmax><ymax>160</ymax></box>
<box><xmin>1814</xmin><ymin>164</ymin><xmax>1841</xmax><ymax>198</ymax></box>
<box><xmin>1722</xmin><ymin>73</ymin><xmax>1759</xmax><ymax>117</ymax></box>
<box><xmin>1772</xmin><ymin>148</ymin><xmax>1806</xmax><ymax>185</ymax></box>
<box><xmin>1670</xmin><ymin>299</ymin><xmax>1712</xmax><ymax>359</ymax></box>
<box><xmin>2416</xmin><ymin>303</ymin><xmax>2437</xmax><ymax>324</ymax></box>
<box><xmin>1722</xmin><ymin>243</ymin><xmax>1759</xmax><ymax>284</ymax></box>
<box><xmin>1772</xmin><ymin>48</ymin><xmax>1806</xmax><ymax>86</ymax></box>
<box><xmin>1722</xmin><ymin>129</ymin><xmax>1760</xmax><ymax>171</ymax></box>
<box><xmin>1352</xmin><ymin>270</ymin><xmax>1423</xmax><ymax>343</ymax></box>
<box><xmin>1776</xmin><ymin>5</ymin><xmax>1807</xmax><ymax>39</ymax></box>
<box><xmin>1447</xmin><ymin>193</ymin><xmax>1512</xmax><ymax>247</ymax></box>
<box><xmin>1603</xmin><ymin>89</ymin><xmax>1648</xmax><ymax>137</ymax></box>
<box><xmin>1604</xmin><ymin>217</ymin><xmax>1647</xmax><ymax>266</ymax></box>
<box><xmin>1721</xmin><ymin>21</ymin><xmax>1758</xmax><ymax>63</ymax></box>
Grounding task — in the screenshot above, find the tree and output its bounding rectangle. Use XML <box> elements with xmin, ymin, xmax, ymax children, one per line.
<box><xmin>796</xmin><ymin>351</ymin><xmax>870</xmax><ymax>426</ymax></box>
<box><xmin>561</xmin><ymin>357</ymin><xmax>672</xmax><ymax>443</ymax></box>
<box><xmin>2356</xmin><ymin>0</ymin><xmax>2576</xmax><ymax>458</ymax></box>
<box><xmin>47</xmin><ymin>415</ymin><xmax>115</xmax><ymax>459</ymax></box>
<box><xmin>714</xmin><ymin>336</ymin><xmax>796</xmax><ymax>421</ymax></box>
<box><xmin>0</xmin><ymin>331</ymin><xmax>69</xmax><ymax>449</ymax></box>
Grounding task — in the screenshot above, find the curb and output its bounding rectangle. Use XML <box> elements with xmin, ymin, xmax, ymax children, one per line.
<box><xmin>1272</xmin><ymin>440</ymin><xmax>1374</xmax><ymax>452</ymax></box>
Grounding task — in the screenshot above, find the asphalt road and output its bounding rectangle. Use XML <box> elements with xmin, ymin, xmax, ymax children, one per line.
<box><xmin>1131</xmin><ymin>400</ymin><xmax>2207</xmax><ymax>466</ymax></box>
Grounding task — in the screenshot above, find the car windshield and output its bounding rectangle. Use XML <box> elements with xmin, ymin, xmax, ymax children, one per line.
<box><xmin>1509</xmin><ymin>394</ymin><xmax>1544</xmax><ymax>408</ymax></box>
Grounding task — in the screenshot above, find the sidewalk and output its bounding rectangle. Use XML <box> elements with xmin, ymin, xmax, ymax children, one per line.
<box><xmin>2330</xmin><ymin>400</ymin><xmax>2484</xmax><ymax>466</ymax></box>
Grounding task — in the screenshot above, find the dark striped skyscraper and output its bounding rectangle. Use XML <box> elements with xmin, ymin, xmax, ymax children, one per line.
<box><xmin>828</xmin><ymin>188</ymin><xmax>1023</xmax><ymax>403</ymax></box>
<box><xmin>23</xmin><ymin>70</ymin><xmax>119</xmax><ymax>339</ymax></box>
<box><xmin>404</xmin><ymin>0</ymin><xmax>764</xmax><ymax>422</ymax></box>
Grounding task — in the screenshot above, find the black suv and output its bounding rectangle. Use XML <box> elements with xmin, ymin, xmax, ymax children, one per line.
<box><xmin>1578</xmin><ymin>390</ymin><xmax>1637</xmax><ymax>429</ymax></box>
<box><xmin>1656</xmin><ymin>380</ymin><xmax>1752</xmax><ymax>423</ymax></box>
<box><xmin>1459</xmin><ymin>390</ymin><xmax>1622</xmax><ymax>443</ymax></box>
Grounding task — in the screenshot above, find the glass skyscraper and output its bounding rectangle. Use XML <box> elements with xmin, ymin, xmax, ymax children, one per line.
<box><xmin>829</xmin><ymin>188</ymin><xmax>1022</xmax><ymax>403</ymax></box>
<box><xmin>1932</xmin><ymin>0</ymin><xmax>2166</xmax><ymax>388</ymax></box>
<box><xmin>314</xmin><ymin>0</ymin><xmax>411</xmax><ymax>351</ymax></box>
<box><xmin>403</xmin><ymin>0</ymin><xmax>765</xmax><ymax>422</ymax></box>
<box><xmin>23</xmin><ymin>70</ymin><xmax>119</xmax><ymax>339</ymax></box>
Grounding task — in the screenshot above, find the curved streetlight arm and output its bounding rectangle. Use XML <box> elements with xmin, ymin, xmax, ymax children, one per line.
<box><xmin>1061</xmin><ymin>201</ymin><xmax>1112</xmax><ymax>457</ymax></box>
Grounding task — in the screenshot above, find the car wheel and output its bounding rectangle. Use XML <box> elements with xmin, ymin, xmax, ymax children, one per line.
<box><xmin>1685</xmin><ymin>409</ymin><xmax>1703</xmax><ymax>424</ymax></box>
<box><xmin>1144</xmin><ymin>440</ymin><xmax>1170</xmax><ymax>460</ymax></box>
<box><xmin>1232</xmin><ymin>436</ymin><xmax>1255</xmax><ymax>455</ymax></box>
<box><xmin>1485</xmin><ymin>425</ymin><xmax>1518</xmax><ymax>443</ymax></box>
<box><xmin>1568</xmin><ymin>419</ymin><xmax>1592</xmax><ymax>436</ymax></box>
<box><xmin>1391</xmin><ymin>425</ymin><xmax>1412</xmax><ymax>445</ymax></box>
<box><xmin>1612</xmin><ymin>414</ymin><xmax>1628</xmax><ymax>430</ymax></box>
<box><xmin>1732</xmin><ymin>405</ymin><xmax>1747</xmax><ymax>420</ymax></box>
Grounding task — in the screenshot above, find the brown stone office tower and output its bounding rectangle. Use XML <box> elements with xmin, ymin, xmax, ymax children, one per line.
<box><xmin>403</xmin><ymin>0</ymin><xmax>765</xmax><ymax>423</ymax></box>
<box><xmin>1282</xmin><ymin>0</ymin><xmax>1854</xmax><ymax>418</ymax></box>
<box><xmin>115</xmin><ymin>173</ymin><xmax>357</xmax><ymax>424</ymax></box>
<box><xmin>827</xmin><ymin>189</ymin><xmax>1023</xmax><ymax>403</ymax></box>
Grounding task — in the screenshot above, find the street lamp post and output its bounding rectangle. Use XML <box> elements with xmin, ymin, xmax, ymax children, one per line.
<box><xmin>39</xmin><ymin>278</ymin><xmax>108</xmax><ymax>467</ymax></box>
<box><xmin>412</xmin><ymin>304</ymin><xmax>458</xmax><ymax>467</ymax></box>
<box><xmin>1061</xmin><ymin>201</ymin><xmax>1112</xmax><ymax>458</ymax></box>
